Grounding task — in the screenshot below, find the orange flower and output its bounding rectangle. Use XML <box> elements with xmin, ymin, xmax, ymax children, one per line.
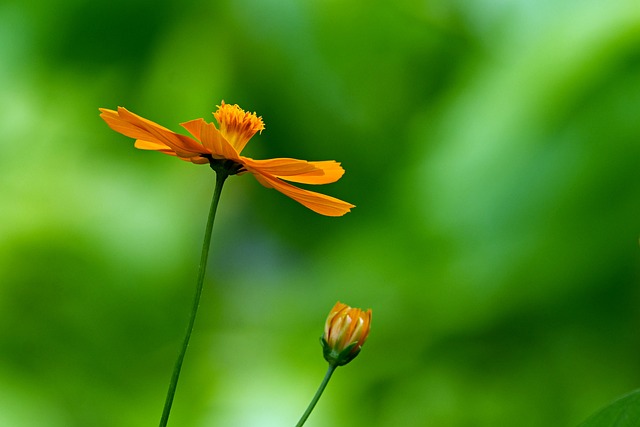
<box><xmin>322</xmin><ymin>301</ymin><xmax>372</xmax><ymax>366</ymax></box>
<box><xmin>99</xmin><ymin>102</ymin><xmax>354</xmax><ymax>216</ymax></box>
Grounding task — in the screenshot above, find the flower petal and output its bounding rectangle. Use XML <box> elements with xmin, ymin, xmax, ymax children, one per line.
<box><xmin>199</xmin><ymin>121</ymin><xmax>242</xmax><ymax>161</ymax></box>
<box><xmin>248</xmin><ymin>168</ymin><xmax>355</xmax><ymax>216</ymax></box>
<box><xmin>100</xmin><ymin>107</ymin><xmax>208</xmax><ymax>159</ymax></box>
<box><xmin>158</xmin><ymin>149</ymin><xmax>208</xmax><ymax>164</ymax></box>
<box><xmin>134</xmin><ymin>139</ymin><xmax>174</xmax><ymax>151</ymax></box>
<box><xmin>303</xmin><ymin>161</ymin><xmax>346</xmax><ymax>184</ymax></box>
<box><xmin>189</xmin><ymin>156</ymin><xmax>211</xmax><ymax>164</ymax></box>
<box><xmin>180</xmin><ymin>118</ymin><xmax>204</xmax><ymax>141</ymax></box>
<box><xmin>100</xmin><ymin>108</ymin><xmax>165</xmax><ymax>143</ymax></box>
<box><xmin>242</xmin><ymin>158</ymin><xmax>345</xmax><ymax>184</ymax></box>
<box><xmin>133</xmin><ymin>140</ymin><xmax>210</xmax><ymax>163</ymax></box>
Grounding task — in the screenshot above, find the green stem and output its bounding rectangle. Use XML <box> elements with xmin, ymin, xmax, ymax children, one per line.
<box><xmin>159</xmin><ymin>171</ymin><xmax>229</xmax><ymax>427</ymax></box>
<box><xmin>295</xmin><ymin>364</ymin><xmax>338</xmax><ymax>427</ymax></box>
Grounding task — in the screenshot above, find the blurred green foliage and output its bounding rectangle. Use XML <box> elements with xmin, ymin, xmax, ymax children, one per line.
<box><xmin>580</xmin><ymin>389</ymin><xmax>640</xmax><ymax>427</ymax></box>
<box><xmin>1</xmin><ymin>0</ymin><xmax>639</xmax><ymax>426</ymax></box>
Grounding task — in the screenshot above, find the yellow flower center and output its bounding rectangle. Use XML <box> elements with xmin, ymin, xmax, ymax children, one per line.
<box><xmin>213</xmin><ymin>101</ymin><xmax>265</xmax><ymax>153</ymax></box>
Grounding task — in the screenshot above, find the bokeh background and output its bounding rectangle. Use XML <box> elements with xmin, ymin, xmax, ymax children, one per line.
<box><xmin>1</xmin><ymin>0</ymin><xmax>639</xmax><ymax>426</ymax></box>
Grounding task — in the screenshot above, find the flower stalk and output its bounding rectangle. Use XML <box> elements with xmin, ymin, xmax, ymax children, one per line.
<box><xmin>295</xmin><ymin>363</ymin><xmax>337</xmax><ymax>427</ymax></box>
<box><xmin>158</xmin><ymin>169</ymin><xmax>229</xmax><ymax>427</ymax></box>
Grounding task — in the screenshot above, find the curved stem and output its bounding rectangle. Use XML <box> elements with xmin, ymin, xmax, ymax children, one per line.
<box><xmin>159</xmin><ymin>171</ymin><xmax>229</xmax><ymax>427</ymax></box>
<box><xmin>295</xmin><ymin>364</ymin><xmax>338</xmax><ymax>427</ymax></box>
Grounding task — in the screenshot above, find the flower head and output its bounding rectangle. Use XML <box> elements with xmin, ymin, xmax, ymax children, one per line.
<box><xmin>99</xmin><ymin>102</ymin><xmax>354</xmax><ymax>216</ymax></box>
<box><xmin>213</xmin><ymin>101</ymin><xmax>265</xmax><ymax>153</ymax></box>
<box><xmin>321</xmin><ymin>301</ymin><xmax>372</xmax><ymax>366</ymax></box>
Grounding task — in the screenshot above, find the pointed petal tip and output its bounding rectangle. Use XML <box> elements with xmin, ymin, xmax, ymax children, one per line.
<box><xmin>305</xmin><ymin>199</ymin><xmax>355</xmax><ymax>217</ymax></box>
<box><xmin>323</xmin><ymin>204</ymin><xmax>355</xmax><ymax>217</ymax></box>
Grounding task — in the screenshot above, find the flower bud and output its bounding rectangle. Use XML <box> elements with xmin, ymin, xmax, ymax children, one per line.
<box><xmin>321</xmin><ymin>301</ymin><xmax>372</xmax><ymax>366</ymax></box>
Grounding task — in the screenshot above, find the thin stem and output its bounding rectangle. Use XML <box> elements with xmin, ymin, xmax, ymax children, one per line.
<box><xmin>159</xmin><ymin>171</ymin><xmax>229</xmax><ymax>427</ymax></box>
<box><xmin>295</xmin><ymin>364</ymin><xmax>338</xmax><ymax>427</ymax></box>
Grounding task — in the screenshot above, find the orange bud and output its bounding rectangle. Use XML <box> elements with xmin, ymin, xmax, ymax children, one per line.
<box><xmin>321</xmin><ymin>301</ymin><xmax>372</xmax><ymax>366</ymax></box>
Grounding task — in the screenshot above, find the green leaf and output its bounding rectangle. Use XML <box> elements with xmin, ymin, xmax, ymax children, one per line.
<box><xmin>580</xmin><ymin>390</ymin><xmax>640</xmax><ymax>427</ymax></box>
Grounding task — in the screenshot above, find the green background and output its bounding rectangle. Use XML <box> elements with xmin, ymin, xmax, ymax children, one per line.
<box><xmin>1</xmin><ymin>0</ymin><xmax>639</xmax><ymax>426</ymax></box>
